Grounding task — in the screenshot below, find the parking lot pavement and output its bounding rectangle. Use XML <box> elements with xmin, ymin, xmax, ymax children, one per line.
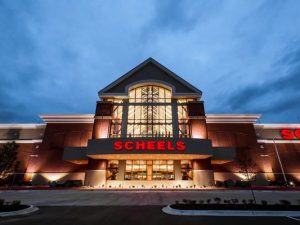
<box><xmin>0</xmin><ymin>189</ymin><xmax>299</xmax><ymax>206</ymax></box>
<box><xmin>1</xmin><ymin>206</ymin><xmax>300</xmax><ymax>225</ymax></box>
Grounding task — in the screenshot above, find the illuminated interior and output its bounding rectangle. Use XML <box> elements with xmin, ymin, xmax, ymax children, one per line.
<box><xmin>110</xmin><ymin>105</ymin><xmax>123</xmax><ymax>138</ymax></box>
<box><xmin>152</xmin><ymin>160</ymin><xmax>174</xmax><ymax>180</ymax></box>
<box><xmin>127</xmin><ymin>85</ymin><xmax>173</xmax><ymax>137</ymax></box>
<box><xmin>125</xmin><ymin>160</ymin><xmax>147</xmax><ymax>180</ymax></box>
<box><xmin>178</xmin><ymin>104</ymin><xmax>190</xmax><ymax>137</ymax></box>
<box><xmin>124</xmin><ymin>160</ymin><xmax>175</xmax><ymax>180</ymax></box>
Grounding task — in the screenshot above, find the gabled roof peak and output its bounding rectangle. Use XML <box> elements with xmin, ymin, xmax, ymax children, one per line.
<box><xmin>99</xmin><ymin>58</ymin><xmax>202</xmax><ymax>98</ymax></box>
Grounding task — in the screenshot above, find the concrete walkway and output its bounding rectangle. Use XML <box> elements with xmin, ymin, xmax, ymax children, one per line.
<box><xmin>0</xmin><ymin>190</ymin><xmax>299</xmax><ymax>206</ymax></box>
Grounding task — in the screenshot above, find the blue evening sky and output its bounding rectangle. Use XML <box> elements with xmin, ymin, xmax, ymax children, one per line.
<box><xmin>0</xmin><ymin>0</ymin><xmax>300</xmax><ymax>124</ymax></box>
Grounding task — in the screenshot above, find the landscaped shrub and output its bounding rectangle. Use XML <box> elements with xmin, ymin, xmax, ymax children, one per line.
<box><xmin>199</xmin><ymin>200</ymin><xmax>204</xmax><ymax>204</ymax></box>
<box><xmin>235</xmin><ymin>180</ymin><xmax>251</xmax><ymax>188</ymax></box>
<box><xmin>231</xmin><ymin>199</ymin><xmax>239</xmax><ymax>204</ymax></box>
<box><xmin>214</xmin><ymin>197</ymin><xmax>221</xmax><ymax>204</ymax></box>
<box><xmin>248</xmin><ymin>199</ymin><xmax>255</xmax><ymax>204</ymax></box>
<box><xmin>183</xmin><ymin>199</ymin><xmax>196</xmax><ymax>204</ymax></box>
<box><xmin>215</xmin><ymin>180</ymin><xmax>223</xmax><ymax>187</ymax></box>
<box><xmin>279</xmin><ymin>200</ymin><xmax>291</xmax><ymax>206</ymax></box>
<box><xmin>11</xmin><ymin>200</ymin><xmax>21</xmax><ymax>206</ymax></box>
<box><xmin>206</xmin><ymin>199</ymin><xmax>211</xmax><ymax>204</ymax></box>
<box><xmin>242</xmin><ymin>199</ymin><xmax>247</xmax><ymax>204</ymax></box>
<box><xmin>261</xmin><ymin>200</ymin><xmax>268</xmax><ymax>206</ymax></box>
<box><xmin>224</xmin><ymin>179</ymin><xmax>235</xmax><ymax>187</ymax></box>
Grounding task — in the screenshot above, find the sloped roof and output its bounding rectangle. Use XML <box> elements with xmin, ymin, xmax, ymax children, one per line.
<box><xmin>98</xmin><ymin>58</ymin><xmax>202</xmax><ymax>98</ymax></box>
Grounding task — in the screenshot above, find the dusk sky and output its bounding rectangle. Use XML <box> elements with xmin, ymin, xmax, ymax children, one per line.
<box><xmin>0</xmin><ymin>0</ymin><xmax>300</xmax><ymax>124</ymax></box>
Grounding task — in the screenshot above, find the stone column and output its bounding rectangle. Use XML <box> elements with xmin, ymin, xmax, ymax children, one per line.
<box><xmin>84</xmin><ymin>158</ymin><xmax>107</xmax><ymax>187</ymax></box>
<box><xmin>174</xmin><ymin>160</ymin><xmax>182</xmax><ymax>180</ymax></box>
<box><xmin>116</xmin><ymin>160</ymin><xmax>126</xmax><ymax>181</ymax></box>
<box><xmin>188</xmin><ymin>101</ymin><xmax>207</xmax><ymax>139</ymax></box>
<box><xmin>93</xmin><ymin>119</ymin><xmax>110</xmax><ymax>139</ymax></box>
<box><xmin>93</xmin><ymin>101</ymin><xmax>113</xmax><ymax>139</ymax></box>
<box><xmin>190</xmin><ymin>119</ymin><xmax>208</xmax><ymax>139</ymax></box>
<box><xmin>192</xmin><ymin>158</ymin><xmax>214</xmax><ymax>187</ymax></box>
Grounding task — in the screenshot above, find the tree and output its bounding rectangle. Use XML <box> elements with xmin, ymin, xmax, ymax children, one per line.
<box><xmin>237</xmin><ymin>147</ymin><xmax>257</xmax><ymax>203</ymax></box>
<box><xmin>237</xmin><ymin>148</ymin><xmax>257</xmax><ymax>182</ymax></box>
<box><xmin>0</xmin><ymin>141</ymin><xmax>20</xmax><ymax>181</ymax></box>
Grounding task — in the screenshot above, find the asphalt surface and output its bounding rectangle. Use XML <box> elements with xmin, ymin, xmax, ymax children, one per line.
<box><xmin>1</xmin><ymin>206</ymin><xmax>300</xmax><ymax>225</ymax></box>
<box><xmin>1</xmin><ymin>190</ymin><xmax>300</xmax><ymax>205</ymax></box>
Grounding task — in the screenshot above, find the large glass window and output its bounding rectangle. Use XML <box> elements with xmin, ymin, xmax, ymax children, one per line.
<box><xmin>129</xmin><ymin>86</ymin><xmax>171</xmax><ymax>103</ymax></box>
<box><xmin>110</xmin><ymin>104</ymin><xmax>123</xmax><ymax>138</ymax></box>
<box><xmin>107</xmin><ymin>160</ymin><xmax>119</xmax><ymax>180</ymax></box>
<box><xmin>178</xmin><ymin>104</ymin><xmax>190</xmax><ymax>138</ymax></box>
<box><xmin>125</xmin><ymin>160</ymin><xmax>147</xmax><ymax>180</ymax></box>
<box><xmin>127</xmin><ymin>85</ymin><xmax>173</xmax><ymax>137</ymax></box>
<box><xmin>152</xmin><ymin>160</ymin><xmax>174</xmax><ymax>180</ymax></box>
<box><xmin>181</xmin><ymin>160</ymin><xmax>193</xmax><ymax>180</ymax></box>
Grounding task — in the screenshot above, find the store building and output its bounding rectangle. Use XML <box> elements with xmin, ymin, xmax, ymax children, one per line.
<box><xmin>0</xmin><ymin>58</ymin><xmax>299</xmax><ymax>188</ymax></box>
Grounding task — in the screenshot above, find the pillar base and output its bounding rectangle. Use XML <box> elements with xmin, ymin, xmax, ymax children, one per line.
<box><xmin>84</xmin><ymin>170</ymin><xmax>106</xmax><ymax>187</ymax></box>
<box><xmin>193</xmin><ymin>170</ymin><xmax>214</xmax><ymax>187</ymax></box>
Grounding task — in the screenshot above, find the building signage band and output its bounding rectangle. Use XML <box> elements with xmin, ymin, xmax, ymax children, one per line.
<box><xmin>86</xmin><ymin>138</ymin><xmax>214</xmax><ymax>156</ymax></box>
<box><xmin>113</xmin><ymin>140</ymin><xmax>186</xmax><ymax>151</ymax></box>
<box><xmin>280</xmin><ymin>129</ymin><xmax>300</xmax><ymax>140</ymax></box>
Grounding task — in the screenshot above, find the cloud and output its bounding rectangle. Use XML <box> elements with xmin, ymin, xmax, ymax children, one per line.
<box><xmin>218</xmin><ymin>44</ymin><xmax>300</xmax><ymax>122</ymax></box>
<box><xmin>0</xmin><ymin>0</ymin><xmax>300</xmax><ymax>123</ymax></box>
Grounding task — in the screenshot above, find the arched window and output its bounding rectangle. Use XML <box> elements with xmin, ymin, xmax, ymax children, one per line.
<box><xmin>128</xmin><ymin>85</ymin><xmax>171</xmax><ymax>103</ymax></box>
<box><xmin>127</xmin><ymin>85</ymin><xmax>173</xmax><ymax>137</ymax></box>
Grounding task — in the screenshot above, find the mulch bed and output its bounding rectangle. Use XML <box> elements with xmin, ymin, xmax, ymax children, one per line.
<box><xmin>170</xmin><ymin>204</ymin><xmax>300</xmax><ymax>211</ymax></box>
<box><xmin>0</xmin><ymin>205</ymin><xmax>30</xmax><ymax>212</ymax></box>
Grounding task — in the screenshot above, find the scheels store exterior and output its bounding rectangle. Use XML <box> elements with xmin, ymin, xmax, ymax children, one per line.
<box><xmin>1</xmin><ymin>58</ymin><xmax>300</xmax><ymax>188</ymax></box>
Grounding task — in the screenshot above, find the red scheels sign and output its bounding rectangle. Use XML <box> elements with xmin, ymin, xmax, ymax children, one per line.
<box><xmin>113</xmin><ymin>140</ymin><xmax>186</xmax><ymax>151</ymax></box>
<box><xmin>280</xmin><ymin>129</ymin><xmax>300</xmax><ymax>140</ymax></box>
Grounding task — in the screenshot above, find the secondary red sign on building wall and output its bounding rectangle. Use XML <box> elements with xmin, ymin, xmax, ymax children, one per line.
<box><xmin>280</xmin><ymin>129</ymin><xmax>300</xmax><ymax>140</ymax></box>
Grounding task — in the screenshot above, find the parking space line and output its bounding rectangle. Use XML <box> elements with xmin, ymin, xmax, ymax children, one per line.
<box><xmin>287</xmin><ymin>216</ymin><xmax>300</xmax><ymax>223</ymax></box>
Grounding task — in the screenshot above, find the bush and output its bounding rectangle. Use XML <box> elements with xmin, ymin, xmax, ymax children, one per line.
<box><xmin>49</xmin><ymin>181</ymin><xmax>58</xmax><ymax>188</ymax></box>
<box><xmin>183</xmin><ymin>199</ymin><xmax>196</xmax><ymax>204</ymax></box>
<box><xmin>261</xmin><ymin>200</ymin><xmax>268</xmax><ymax>206</ymax></box>
<box><xmin>0</xmin><ymin>199</ymin><xmax>4</xmax><ymax>206</ymax></box>
<box><xmin>214</xmin><ymin>197</ymin><xmax>221</xmax><ymax>204</ymax></box>
<box><xmin>206</xmin><ymin>199</ymin><xmax>211</xmax><ymax>204</ymax></box>
<box><xmin>279</xmin><ymin>200</ymin><xmax>291</xmax><ymax>206</ymax></box>
<box><xmin>235</xmin><ymin>180</ymin><xmax>251</xmax><ymax>188</ymax></box>
<box><xmin>231</xmin><ymin>199</ymin><xmax>239</xmax><ymax>204</ymax></box>
<box><xmin>224</xmin><ymin>179</ymin><xmax>235</xmax><ymax>188</ymax></box>
<box><xmin>215</xmin><ymin>180</ymin><xmax>223</xmax><ymax>187</ymax></box>
<box><xmin>242</xmin><ymin>199</ymin><xmax>247</xmax><ymax>204</ymax></box>
<box><xmin>11</xmin><ymin>200</ymin><xmax>21</xmax><ymax>206</ymax></box>
<box><xmin>199</xmin><ymin>200</ymin><xmax>204</xmax><ymax>204</ymax></box>
<box><xmin>248</xmin><ymin>199</ymin><xmax>255</xmax><ymax>204</ymax></box>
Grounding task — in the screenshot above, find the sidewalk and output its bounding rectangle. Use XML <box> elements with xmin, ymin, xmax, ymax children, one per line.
<box><xmin>0</xmin><ymin>185</ymin><xmax>299</xmax><ymax>191</ymax></box>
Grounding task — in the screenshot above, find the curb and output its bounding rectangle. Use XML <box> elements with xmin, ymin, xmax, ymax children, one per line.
<box><xmin>0</xmin><ymin>205</ymin><xmax>39</xmax><ymax>217</ymax></box>
<box><xmin>162</xmin><ymin>205</ymin><xmax>300</xmax><ymax>217</ymax></box>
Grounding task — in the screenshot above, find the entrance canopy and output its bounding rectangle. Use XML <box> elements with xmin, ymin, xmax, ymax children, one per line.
<box><xmin>63</xmin><ymin>138</ymin><xmax>235</xmax><ymax>164</ymax></box>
